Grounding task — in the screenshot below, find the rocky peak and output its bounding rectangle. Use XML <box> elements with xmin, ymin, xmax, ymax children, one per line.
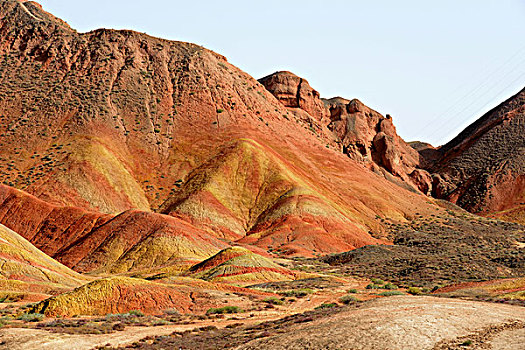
<box><xmin>258</xmin><ymin>71</ymin><xmax>328</xmax><ymax>122</ymax></box>
<box><xmin>324</xmin><ymin>96</ymin><xmax>423</xmax><ymax>187</ymax></box>
<box><xmin>259</xmin><ymin>71</ymin><xmax>432</xmax><ymax>193</ymax></box>
<box><xmin>1</xmin><ymin>0</ymin><xmax>72</xmax><ymax>30</ymax></box>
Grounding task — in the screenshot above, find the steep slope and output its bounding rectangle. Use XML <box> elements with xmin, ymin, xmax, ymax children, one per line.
<box><xmin>159</xmin><ymin>139</ymin><xmax>381</xmax><ymax>255</ymax></box>
<box><xmin>0</xmin><ymin>184</ymin><xmax>228</xmax><ymax>274</ymax></box>
<box><xmin>0</xmin><ymin>0</ymin><xmax>446</xmax><ymax>258</ymax></box>
<box><xmin>186</xmin><ymin>246</ymin><xmax>296</xmax><ymax>283</ymax></box>
<box><xmin>428</xmin><ymin>87</ymin><xmax>525</xmax><ymax>220</ymax></box>
<box><xmin>0</xmin><ymin>222</ymin><xmax>86</xmax><ymax>300</ymax></box>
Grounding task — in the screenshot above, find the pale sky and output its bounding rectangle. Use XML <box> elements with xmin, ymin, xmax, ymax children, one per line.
<box><xmin>39</xmin><ymin>0</ymin><xmax>525</xmax><ymax>146</ymax></box>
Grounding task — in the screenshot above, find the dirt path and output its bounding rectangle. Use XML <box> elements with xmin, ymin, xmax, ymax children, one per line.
<box><xmin>17</xmin><ymin>1</ymin><xmax>42</xmax><ymax>21</ymax></box>
<box><xmin>0</xmin><ymin>279</ymin><xmax>369</xmax><ymax>350</ymax></box>
<box><xmin>0</xmin><ymin>311</ymin><xmax>286</xmax><ymax>350</ymax></box>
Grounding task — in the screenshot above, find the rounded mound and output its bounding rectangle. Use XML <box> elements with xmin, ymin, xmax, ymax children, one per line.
<box><xmin>187</xmin><ymin>246</ymin><xmax>296</xmax><ymax>283</ymax></box>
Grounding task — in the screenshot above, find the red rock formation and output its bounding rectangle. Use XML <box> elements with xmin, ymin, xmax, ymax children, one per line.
<box><xmin>259</xmin><ymin>73</ymin><xmax>425</xmax><ymax>191</ymax></box>
<box><xmin>0</xmin><ymin>184</ymin><xmax>227</xmax><ymax>273</ymax></box>
<box><xmin>428</xmin><ymin>87</ymin><xmax>525</xmax><ymax>216</ymax></box>
<box><xmin>258</xmin><ymin>71</ymin><xmax>329</xmax><ymax>122</ymax></box>
<box><xmin>0</xmin><ymin>0</ymin><xmax>442</xmax><ymax>259</ymax></box>
<box><xmin>409</xmin><ymin>169</ymin><xmax>433</xmax><ymax>195</ymax></box>
<box><xmin>325</xmin><ymin>98</ymin><xmax>420</xmax><ymax>184</ymax></box>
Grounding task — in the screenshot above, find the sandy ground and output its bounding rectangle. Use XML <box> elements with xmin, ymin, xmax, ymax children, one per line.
<box><xmin>0</xmin><ymin>278</ymin><xmax>361</xmax><ymax>350</ymax></box>
<box><xmin>236</xmin><ymin>296</ymin><xmax>525</xmax><ymax>350</ymax></box>
<box><xmin>0</xmin><ymin>315</ymin><xmax>283</xmax><ymax>350</ymax></box>
<box><xmin>2</xmin><ymin>293</ymin><xmax>524</xmax><ymax>350</ymax></box>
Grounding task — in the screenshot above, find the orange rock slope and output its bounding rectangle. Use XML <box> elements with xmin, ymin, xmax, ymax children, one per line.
<box><xmin>30</xmin><ymin>275</ymin><xmax>274</xmax><ymax>316</ymax></box>
<box><xmin>0</xmin><ymin>222</ymin><xmax>88</xmax><ymax>301</ymax></box>
<box><xmin>0</xmin><ymin>184</ymin><xmax>227</xmax><ymax>274</ymax></box>
<box><xmin>426</xmin><ymin>87</ymin><xmax>525</xmax><ymax>221</ymax></box>
<box><xmin>0</xmin><ymin>0</ymin><xmax>443</xmax><ymax>259</ymax></box>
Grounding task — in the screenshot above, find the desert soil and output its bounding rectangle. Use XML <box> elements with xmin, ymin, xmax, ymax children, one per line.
<box><xmin>236</xmin><ymin>296</ymin><xmax>525</xmax><ymax>350</ymax></box>
<box><xmin>2</xmin><ymin>295</ymin><xmax>524</xmax><ymax>350</ymax></box>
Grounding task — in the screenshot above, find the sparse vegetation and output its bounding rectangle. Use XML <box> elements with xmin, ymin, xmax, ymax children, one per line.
<box><xmin>378</xmin><ymin>291</ymin><xmax>405</xmax><ymax>296</ymax></box>
<box><xmin>279</xmin><ymin>288</ymin><xmax>314</xmax><ymax>298</ymax></box>
<box><xmin>339</xmin><ymin>295</ymin><xmax>360</xmax><ymax>304</ymax></box>
<box><xmin>366</xmin><ymin>283</ymin><xmax>383</xmax><ymax>289</ymax></box>
<box><xmin>262</xmin><ymin>297</ymin><xmax>283</xmax><ymax>305</ymax></box>
<box><xmin>383</xmin><ymin>283</ymin><xmax>398</xmax><ymax>290</ymax></box>
<box><xmin>17</xmin><ymin>313</ymin><xmax>44</xmax><ymax>322</ymax></box>
<box><xmin>407</xmin><ymin>287</ymin><xmax>423</xmax><ymax>295</ymax></box>
<box><xmin>206</xmin><ymin>306</ymin><xmax>242</xmax><ymax>315</ymax></box>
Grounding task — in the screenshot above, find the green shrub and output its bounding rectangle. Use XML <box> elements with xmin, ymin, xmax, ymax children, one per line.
<box><xmin>263</xmin><ymin>297</ymin><xmax>283</xmax><ymax>305</ymax></box>
<box><xmin>315</xmin><ymin>303</ymin><xmax>337</xmax><ymax>310</ymax></box>
<box><xmin>378</xmin><ymin>291</ymin><xmax>405</xmax><ymax>296</ymax></box>
<box><xmin>17</xmin><ymin>313</ymin><xmax>44</xmax><ymax>322</ymax></box>
<box><xmin>128</xmin><ymin>310</ymin><xmax>144</xmax><ymax>317</ymax></box>
<box><xmin>339</xmin><ymin>295</ymin><xmax>359</xmax><ymax>304</ymax></box>
<box><xmin>371</xmin><ymin>278</ymin><xmax>385</xmax><ymax>285</ymax></box>
<box><xmin>163</xmin><ymin>308</ymin><xmax>180</xmax><ymax>316</ymax></box>
<box><xmin>206</xmin><ymin>306</ymin><xmax>242</xmax><ymax>315</ymax></box>
<box><xmin>407</xmin><ymin>287</ymin><xmax>422</xmax><ymax>295</ymax></box>
<box><xmin>347</xmin><ymin>289</ymin><xmax>358</xmax><ymax>294</ymax></box>
<box><xmin>279</xmin><ymin>289</ymin><xmax>314</xmax><ymax>298</ymax></box>
<box><xmin>366</xmin><ymin>284</ymin><xmax>382</xmax><ymax>289</ymax></box>
<box><xmin>216</xmin><ymin>108</ymin><xmax>224</xmax><ymax>113</ymax></box>
<box><xmin>383</xmin><ymin>283</ymin><xmax>398</xmax><ymax>290</ymax></box>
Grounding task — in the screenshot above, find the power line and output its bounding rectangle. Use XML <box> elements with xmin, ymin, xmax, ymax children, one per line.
<box><xmin>436</xmin><ymin>69</ymin><xmax>525</xmax><ymax>145</ymax></box>
<box><xmin>430</xmin><ymin>56</ymin><xmax>525</xmax><ymax>139</ymax></box>
<box><xmin>417</xmin><ymin>45</ymin><xmax>525</xmax><ymax>140</ymax></box>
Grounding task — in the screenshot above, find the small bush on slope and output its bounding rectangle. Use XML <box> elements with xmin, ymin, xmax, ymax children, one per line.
<box><xmin>206</xmin><ymin>306</ymin><xmax>243</xmax><ymax>314</ymax></box>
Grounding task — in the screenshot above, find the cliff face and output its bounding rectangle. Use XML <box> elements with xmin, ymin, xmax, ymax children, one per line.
<box><xmin>259</xmin><ymin>71</ymin><xmax>428</xmax><ymax>193</ymax></box>
<box><xmin>427</xmin><ymin>88</ymin><xmax>525</xmax><ymax>221</ymax></box>
<box><xmin>324</xmin><ymin>97</ymin><xmax>421</xmax><ymax>186</ymax></box>
<box><xmin>258</xmin><ymin>71</ymin><xmax>329</xmax><ymax>122</ymax></box>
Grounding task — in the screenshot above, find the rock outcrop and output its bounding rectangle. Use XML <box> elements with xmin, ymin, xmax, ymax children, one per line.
<box><xmin>260</xmin><ymin>73</ymin><xmax>426</xmax><ymax>191</ymax></box>
<box><xmin>258</xmin><ymin>71</ymin><xmax>329</xmax><ymax>122</ymax></box>
<box><xmin>427</xmin><ymin>87</ymin><xmax>525</xmax><ymax>219</ymax></box>
<box><xmin>324</xmin><ymin>97</ymin><xmax>421</xmax><ymax>185</ymax></box>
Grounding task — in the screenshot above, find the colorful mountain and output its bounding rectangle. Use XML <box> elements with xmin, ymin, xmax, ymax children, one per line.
<box><xmin>0</xmin><ymin>184</ymin><xmax>227</xmax><ymax>274</ymax></box>
<box><xmin>0</xmin><ymin>0</ymin><xmax>444</xmax><ymax>259</ymax></box>
<box><xmin>425</xmin><ymin>87</ymin><xmax>525</xmax><ymax>221</ymax></box>
<box><xmin>0</xmin><ymin>222</ymin><xmax>87</xmax><ymax>301</ymax></box>
<box><xmin>29</xmin><ymin>275</ymin><xmax>272</xmax><ymax>316</ymax></box>
<box><xmin>186</xmin><ymin>246</ymin><xmax>296</xmax><ymax>283</ymax></box>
